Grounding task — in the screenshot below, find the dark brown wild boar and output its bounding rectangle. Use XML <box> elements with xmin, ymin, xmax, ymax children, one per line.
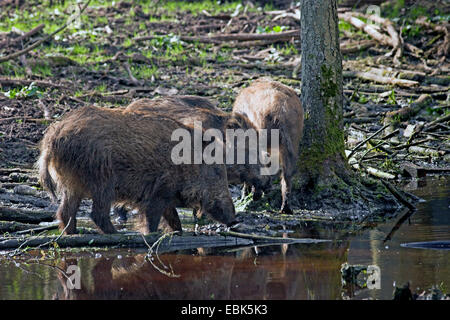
<box><xmin>233</xmin><ymin>79</ymin><xmax>304</xmax><ymax>214</ymax></box>
<box><xmin>114</xmin><ymin>96</ymin><xmax>272</xmax><ymax>223</ymax></box>
<box><xmin>38</xmin><ymin>105</ymin><xmax>235</xmax><ymax>234</ymax></box>
<box><xmin>124</xmin><ymin>96</ymin><xmax>271</xmax><ymax>195</ymax></box>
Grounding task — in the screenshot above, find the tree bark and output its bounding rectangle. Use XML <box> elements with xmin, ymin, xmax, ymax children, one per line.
<box><xmin>298</xmin><ymin>0</ymin><xmax>345</xmax><ymax>182</ymax></box>
<box><xmin>293</xmin><ymin>0</ymin><xmax>399</xmax><ymax>218</ymax></box>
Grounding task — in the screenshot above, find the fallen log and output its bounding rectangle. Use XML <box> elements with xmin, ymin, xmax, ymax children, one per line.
<box><xmin>0</xmin><ymin>221</ymin><xmax>51</xmax><ymax>233</ymax></box>
<box><xmin>134</xmin><ymin>29</ymin><xmax>300</xmax><ymax>44</ymax></box>
<box><xmin>343</xmin><ymin>70</ymin><xmax>419</xmax><ymax>87</ymax></box>
<box><xmin>0</xmin><ymin>206</ymin><xmax>54</xmax><ymax>223</ymax></box>
<box><xmin>400</xmin><ymin>163</ymin><xmax>450</xmax><ymax>178</ymax></box>
<box><xmin>338</xmin><ymin>13</ymin><xmax>392</xmax><ymax>47</ymax></box>
<box><xmin>0</xmin><ymin>232</ymin><xmax>253</xmax><ymax>251</ymax></box>
<box><xmin>384</xmin><ymin>94</ymin><xmax>432</xmax><ymax>124</ymax></box>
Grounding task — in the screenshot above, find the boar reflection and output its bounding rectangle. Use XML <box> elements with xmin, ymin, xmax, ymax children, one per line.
<box><xmin>55</xmin><ymin>242</ymin><xmax>348</xmax><ymax>300</ymax></box>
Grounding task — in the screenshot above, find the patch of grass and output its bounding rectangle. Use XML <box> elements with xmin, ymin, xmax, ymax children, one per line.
<box><xmin>278</xmin><ymin>43</ymin><xmax>299</xmax><ymax>56</ymax></box>
<box><xmin>132</xmin><ymin>64</ymin><xmax>159</xmax><ymax>80</ymax></box>
<box><xmin>95</xmin><ymin>83</ymin><xmax>107</xmax><ymax>93</ymax></box>
<box><xmin>161</xmin><ymin>0</ymin><xmax>241</xmax><ymax>16</ymax></box>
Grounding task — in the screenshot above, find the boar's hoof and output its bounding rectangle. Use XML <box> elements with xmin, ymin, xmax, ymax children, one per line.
<box><xmin>227</xmin><ymin>220</ymin><xmax>239</xmax><ymax>227</ymax></box>
<box><xmin>252</xmin><ymin>188</ymin><xmax>263</xmax><ymax>201</ymax></box>
<box><xmin>280</xmin><ymin>205</ymin><xmax>293</xmax><ymax>215</ymax></box>
<box><xmin>114</xmin><ymin>206</ymin><xmax>128</xmax><ymax>224</ymax></box>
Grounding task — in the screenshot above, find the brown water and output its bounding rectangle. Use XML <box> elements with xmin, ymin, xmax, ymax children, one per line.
<box><xmin>0</xmin><ymin>177</ymin><xmax>448</xmax><ymax>300</ymax></box>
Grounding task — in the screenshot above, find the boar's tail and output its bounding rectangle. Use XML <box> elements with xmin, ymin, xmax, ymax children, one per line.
<box><xmin>36</xmin><ymin>147</ymin><xmax>58</xmax><ymax>202</ymax></box>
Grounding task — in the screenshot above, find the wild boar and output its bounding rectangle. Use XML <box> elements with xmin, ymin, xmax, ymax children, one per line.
<box><xmin>233</xmin><ymin>79</ymin><xmax>304</xmax><ymax>214</ymax></box>
<box><xmin>114</xmin><ymin>96</ymin><xmax>272</xmax><ymax>223</ymax></box>
<box><xmin>38</xmin><ymin>105</ymin><xmax>236</xmax><ymax>234</ymax></box>
<box><xmin>124</xmin><ymin>96</ymin><xmax>271</xmax><ymax>193</ymax></box>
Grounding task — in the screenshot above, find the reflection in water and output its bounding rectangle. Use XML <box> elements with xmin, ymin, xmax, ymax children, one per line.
<box><xmin>0</xmin><ymin>177</ymin><xmax>448</xmax><ymax>300</ymax></box>
<box><xmin>50</xmin><ymin>241</ymin><xmax>349</xmax><ymax>300</ymax></box>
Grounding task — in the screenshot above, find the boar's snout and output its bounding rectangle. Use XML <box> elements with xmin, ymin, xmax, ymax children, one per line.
<box><xmin>251</xmin><ymin>174</ymin><xmax>272</xmax><ymax>200</ymax></box>
<box><xmin>207</xmin><ymin>199</ymin><xmax>236</xmax><ymax>226</ymax></box>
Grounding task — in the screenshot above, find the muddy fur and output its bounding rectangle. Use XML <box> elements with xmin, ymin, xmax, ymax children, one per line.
<box><xmin>233</xmin><ymin>79</ymin><xmax>304</xmax><ymax>214</ymax></box>
<box><xmin>38</xmin><ymin>105</ymin><xmax>235</xmax><ymax>234</ymax></box>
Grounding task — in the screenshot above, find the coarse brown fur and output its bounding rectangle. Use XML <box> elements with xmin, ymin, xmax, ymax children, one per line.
<box><xmin>118</xmin><ymin>96</ymin><xmax>272</xmax><ymax>223</ymax></box>
<box><xmin>38</xmin><ymin>105</ymin><xmax>235</xmax><ymax>234</ymax></box>
<box><xmin>233</xmin><ymin>79</ymin><xmax>304</xmax><ymax>214</ymax></box>
<box><xmin>124</xmin><ymin>96</ymin><xmax>272</xmax><ymax>195</ymax></box>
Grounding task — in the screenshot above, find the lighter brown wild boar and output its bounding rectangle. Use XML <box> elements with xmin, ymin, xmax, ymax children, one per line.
<box><xmin>233</xmin><ymin>79</ymin><xmax>304</xmax><ymax>214</ymax></box>
<box><xmin>38</xmin><ymin>105</ymin><xmax>236</xmax><ymax>234</ymax></box>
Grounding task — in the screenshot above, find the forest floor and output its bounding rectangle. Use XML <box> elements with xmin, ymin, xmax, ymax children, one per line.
<box><xmin>0</xmin><ymin>0</ymin><xmax>449</xmax><ymax>241</ymax></box>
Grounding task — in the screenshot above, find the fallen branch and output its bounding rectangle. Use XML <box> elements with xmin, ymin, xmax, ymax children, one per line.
<box><xmin>10</xmin><ymin>24</ymin><xmax>45</xmax><ymax>46</ymax></box>
<box><xmin>338</xmin><ymin>13</ymin><xmax>392</xmax><ymax>47</ymax></box>
<box><xmin>365</xmin><ymin>166</ymin><xmax>396</xmax><ymax>180</ymax></box>
<box><xmin>347</xmin><ymin>124</ymin><xmax>389</xmax><ymax>159</ymax></box>
<box><xmin>0</xmin><ymin>206</ymin><xmax>54</xmax><ymax>224</ymax></box>
<box><xmin>384</xmin><ymin>94</ymin><xmax>432</xmax><ymax>124</ymax></box>
<box><xmin>415</xmin><ymin>17</ymin><xmax>449</xmax><ymax>57</ymax></box>
<box><xmin>360</xmin><ymin>13</ymin><xmax>404</xmax><ymax>63</ymax></box>
<box><xmin>381</xmin><ymin>180</ymin><xmax>416</xmax><ymax>210</ymax></box>
<box><xmin>341</xmin><ymin>40</ymin><xmax>377</xmax><ymax>54</ymax></box>
<box><xmin>134</xmin><ymin>29</ymin><xmax>300</xmax><ymax>44</ymax></box>
<box><xmin>0</xmin><ymin>220</ymin><xmax>53</xmax><ymax>233</ymax></box>
<box><xmin>13</xmin><ymin>222</ymin><xmax>59</xmax><ymax>235</ymax></box>
<box><xmin>343</xmin><ymin>70</ymin><xmax>419</xmax><ymax>87</ymax></box>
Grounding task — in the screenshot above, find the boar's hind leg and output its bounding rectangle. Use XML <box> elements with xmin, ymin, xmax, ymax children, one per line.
<box><xmin>91</xmin><ymin>189</ymin><xmax>117</xmax><ymax>234</ymax></box>
<box><xmin>280</xmin><ymin>176</ymin><xmax>293</xmax><ymax>215</ymax></box>
<box><xmin>160</xmin><ymin>207</ymin><xmax>182</xmax><ymax>232</ymax></box>
<box><xmin>141</xmin><ymin>199</ymin><xmax>170</xmax><ymax>234</ymax></box>
<box><xmin>57</xmin><ymin>191</ymin><xmax>81</xmax><ymax>234</ymax></box>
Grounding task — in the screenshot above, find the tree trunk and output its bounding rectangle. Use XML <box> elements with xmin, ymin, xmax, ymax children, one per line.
<box><xmin>298</xmin><ymin>0</ymin><xmax>345</xmax><ymax>180</ymax></box>
<box><xmin>292</xmin><ymin>0</ymin><xmax>399</xmax><ymax>218</ymax></box>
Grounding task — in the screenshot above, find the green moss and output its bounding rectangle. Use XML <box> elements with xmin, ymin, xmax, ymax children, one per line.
<box><xmin>297</xmin><ymin>64</ymin><xmax>345</xmax><ymax>178</ymax></box>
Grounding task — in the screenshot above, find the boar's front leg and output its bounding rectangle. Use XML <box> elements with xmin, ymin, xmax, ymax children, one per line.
<box><xmin>140</xmin><ymin>198</ymin><xmax>171</xmax><ymax>234</ymax></box>
<box><xmin>114</xmin><ymin>205</ymin><xmax>128</xmax><ymax>223</ymax></box>
<box><xmin>161</xmin><ymin>207</ymin><xmax>182</xmax><ymax>232</ymax></box>
<box><xmin>280</xmin><ymin>176</ymin><xmax>293</xmax><ymax>215</ymax></box>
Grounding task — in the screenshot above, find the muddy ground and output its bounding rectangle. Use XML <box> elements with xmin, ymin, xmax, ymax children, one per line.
<box><xmin>0</xmin><ymin>0</ymin><xmax>449</xmax><ymax>235</ymax></box>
